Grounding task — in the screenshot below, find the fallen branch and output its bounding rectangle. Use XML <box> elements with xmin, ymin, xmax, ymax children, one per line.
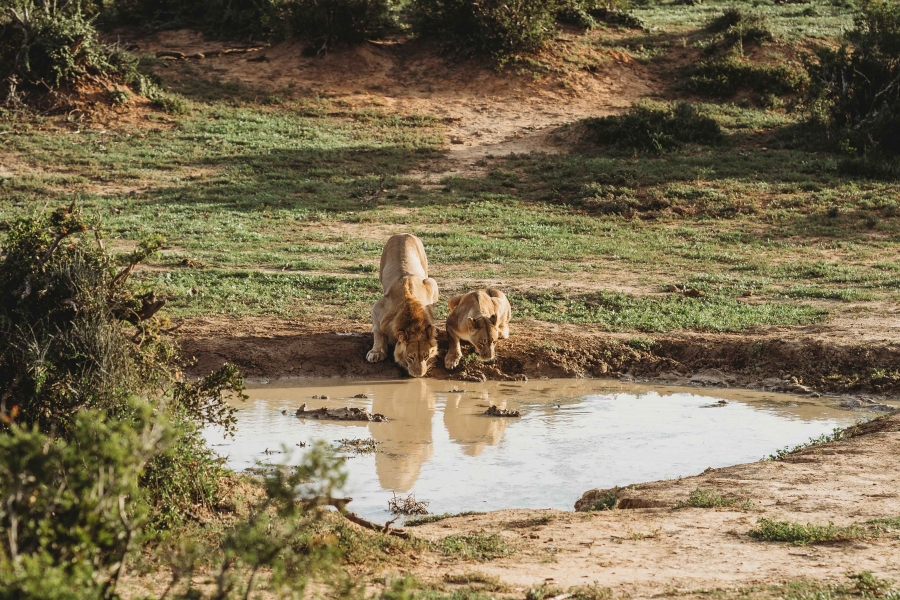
<box><xmin>318</xmin><ymin>497</ymin><xmax>409</xmax><ymax>539</ymax></box>
<box><xmin>156</xmin><ymin>47</ymin><xmax>266</xmax><ymax>60</ymax></box>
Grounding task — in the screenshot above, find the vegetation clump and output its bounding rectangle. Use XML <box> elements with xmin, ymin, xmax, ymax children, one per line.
<box><xmin>706</xmin><ymin>6</ymin><xmax>774</xmax><ymax>50</ymax></box>
<box><xmin>748</xmin><ymin>518</ymin><xmax>863</xmax><ymax>545</ymax></box>
<box><xmin>674</xmin><ymin>488</ymin><xmax>755</xmax><ymax>510</ymax></box>
<box><xmin>0</xmin><ymin>1</ymin><xmax>140</xmax><ymax>109</ymax></box>
<box><xmin>439</xmin><ymin>531</ymin><xmax>513</xmax><ymax>562</ymax></box>
<box><xmin>584</xmin><ymin>101</ymin><xmax>723</xmax><ymax>154</ymax></box>
<box><xmin>685</xmin><ymin>55</ymin><xmax>808</xmax><ymax>99</ymax></box>
<box><xmin>808</xmin><ymin>0</ymin><xmax>900</xmax><ymax>170</ymax></box>
<box><xmin>411</xmin><ymin>0</ymin><xmax>560</xmax><ymax>64</ymax></box>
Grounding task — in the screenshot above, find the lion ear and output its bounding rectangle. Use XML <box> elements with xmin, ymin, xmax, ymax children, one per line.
<box><xmin>490</xmin><ymin>314</ymin><xmax>498</xmax><ymax>326</ymax></box>
<box><xmin>397</xmin><ymin>330</ymin><xmax>407</xmax><ymax>344</ymax></box>
<box><xmin>467</xmin><ymin>317</ymin><xmax>476</xmax><ymax>330</ymax></box>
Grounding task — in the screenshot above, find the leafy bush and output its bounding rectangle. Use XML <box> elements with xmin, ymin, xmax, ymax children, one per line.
<box><xmin>0</xmin><ymin>402</ymin><xmax>166</xmax><ymax>599</ymax></box>
<box><xmin>110</xmin><ymin>0</ymin><xmax>395</xmax><ymax>48</ymax></box>
<box><xmin>808</xmin><ymin>0</ymin><xmax>900</xmax><ymax>159</ymax></box>
<box><xmin>411</xmin><ymin>0</ymin><xmax>560</xmax><ymax>64</ymax></box>
<box><xmin>0</xmin><ymin>1</ymin><xmax>134</xmax><ymax>106</ymax></box>
<box><xmin>0</xmin><ymin>204</ymin><xmax>246</xmax><ymax>527</ymax></box>
<box><xmin>557</xmin><ymin>0</ymin><xmax>643</xmax><ymax>30</ymax></box>
<box><xmin>106</xmin><ymin>0</ymin><xmax>285</xmax><ymax>40</ymax></box>
<box><xmin>707</xmin><ymin>6</ymin><xmax>773</xmax><ymax>50</ymax></box>
<box><xmin>686</xmin><ymin>55</ymin><xmax>808</xmax><ymax>98</ymax></box>
<box><xmin>293</xmin><ymin>0</ymin><xmax>396</xmax><ymax>52</ymax></box>
<box><xmin>584</xmin><ymin>100</ymin><xmax>723</xmax><ymax>154</ymax></box>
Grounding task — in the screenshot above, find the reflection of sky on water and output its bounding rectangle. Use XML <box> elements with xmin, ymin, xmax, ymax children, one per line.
<box><xmin>203</xmin><ymin>378</ymin><xmax>891</xmax><ymax>523</ymax></box>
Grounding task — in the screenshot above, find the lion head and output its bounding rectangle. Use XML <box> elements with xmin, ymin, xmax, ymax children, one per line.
<box><xmin>467</xmin><ymin>315</ymin><xmax>500</xmax><ymax>361</ymax></box>
<box><xmin>395</xmin><ymin>326</ymin><xmax>438</xmax><ymax>377</ymax></box>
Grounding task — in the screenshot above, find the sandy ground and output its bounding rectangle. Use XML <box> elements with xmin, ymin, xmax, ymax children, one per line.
<box><xmin>403</xmin><ymin>413</ymin><xmax>900</xmax><ymax>597</ymax></box>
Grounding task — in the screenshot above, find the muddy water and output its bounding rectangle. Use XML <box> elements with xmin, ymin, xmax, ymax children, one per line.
<box><xmin>204</xmin><ymin>379</ymin><xmax>894</xmax><ymax>522</ymax></box>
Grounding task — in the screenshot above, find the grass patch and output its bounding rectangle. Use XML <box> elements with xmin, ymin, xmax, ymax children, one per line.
<box><xmin>442</xmin><ymin>572</ymin><xmax>509</xmax><ymax>592</ymax></box>
<box><xmin>505</xmin><ymin>515</ymin><xmax>554</xmax><ymax>529</ymax></box>
<box><xmin>674</xmin><ymin>488</ymin><xmax>755</xmax><ymax>510</ymax></box>
<box><xmin>748</xmin><ymin>518</ymin><xmax>864</xmax><ymax>545</ymax></box>
<box><xmin>438</xmin><ymin>532</ymin><xmax>513</xmax><ymax>562</ymax></box>
<box><xmin>588</xmin><ymin>488</ymin><xmax>618</xmax><ymax>511</ymax></box>
<box><xmin>514</xmin><ymin>289</ymin><xmax>826</xmax><ymax>332</ymax></box>
<box><xmin>527</xmin><ymin>584</ymin><xmax>612</xmax><ymax>600</ymax></box>
<box><xmin>404</xmin><ymin>511</ymin><xmax>484</xmax><ymax>527</ymax></box>
<box><xmin>766</xmin><ymin>427</ymin><xmax>848</xmax><ymax>461</ymax></box>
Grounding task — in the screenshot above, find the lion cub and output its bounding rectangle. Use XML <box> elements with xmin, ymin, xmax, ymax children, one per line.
<box><xmin>444</xmin><ymin>289</ymin><xmax>511</xmax><ymax>370</ymax></box>
<box><xmin>367</xmin><ymin>234</ymin><xmax>439</xmax><ymax>378</ymax></box>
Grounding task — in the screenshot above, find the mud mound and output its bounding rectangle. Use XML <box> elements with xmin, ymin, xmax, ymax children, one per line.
<box><xmin>180</xmin><ymin>318</ymin><xmax>900</xmax><ymax>397</ymax></box>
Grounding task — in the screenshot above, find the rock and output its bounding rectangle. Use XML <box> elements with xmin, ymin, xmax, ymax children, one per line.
<box><xmin>351</xmin><ymin>393</ymin><xmax>368</xmax><ymax>398</ymax></box>
<box><xmin>296</xmin><ymin>404</ymin><xmax>387</xmax><ymax>422</ymax></box>
<box><xmin>742</xmin><ymin>290</ymin><xmax>754</xmax><ymax>297</ymax></box>
<box><xmin>574</xmin><ymin>487</ymin><xmax>620</xmax><ymax>512</ymax></box>
<box><xmin>483</xmin><ymin>405</ymin><xmax>520</xmax><ymax>417</ymax></box>
<box><xmin>840</xmin><ymin>398</ymin><xmax>897</xmax><ymax>412</ymax></box>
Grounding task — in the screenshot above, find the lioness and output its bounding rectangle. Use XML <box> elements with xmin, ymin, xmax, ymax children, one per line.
<box><xmin>444</xmin><ymin>289</ymin><xmax>511</xmax><ymax>370</ymax></box>
<box><xmin>366</xmin><ymin>234</ymin><xmax>439</xmax><ymax>377</ymax></box>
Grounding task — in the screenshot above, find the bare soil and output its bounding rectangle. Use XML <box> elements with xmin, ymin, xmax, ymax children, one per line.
<box><xmin>180</xmin><ymin>317</ymin><xmax>900</xmax><ymax>397</ymax></box>
<box><xmin>405</xmin><ymin>413</ymin><xmax>900</xmax><ymax>597</ymax></box>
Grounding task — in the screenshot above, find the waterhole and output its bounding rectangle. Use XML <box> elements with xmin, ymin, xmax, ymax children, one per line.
<box><xmin>204</xmin><ymin>379</ymin><xmax>893</xmax><ymax>522</ymax></box>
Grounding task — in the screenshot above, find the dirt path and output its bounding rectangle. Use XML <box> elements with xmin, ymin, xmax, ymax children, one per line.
<box><xmin>405</xmin><ymin>413</ymin><xmax>900</xmax><ymax>597</ymax></box>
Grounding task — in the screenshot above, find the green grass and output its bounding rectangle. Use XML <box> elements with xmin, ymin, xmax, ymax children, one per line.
<box><xmin>766</xmin><ymin>427</ymin><xmax>849</xmax><ymax>461</ymax></box>
<box><xmin>748</xmin><ymin>518</ymin><xmax>864</xmax><ymax>546</ymax></box>
<box><xmin>3</xmin><ymin>5</ymin><xmax>900</xmax><ymax>335</ymax></box>
<box><xmin>403</xmin><ymin>511</ymin><xmax>484</xmax><ymax>527</ymax></box>
<box><xmin>674</xmin><ymin>488</ymin><xmax>755</xmax><ymax>510</ymax></box>
<box><xmin>437</xmin><ymin>532</ymin><xmax>513</xmax><ymax>562</ymax></box>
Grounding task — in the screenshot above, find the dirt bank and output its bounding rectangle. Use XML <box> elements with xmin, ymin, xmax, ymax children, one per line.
<box><xmin>180</xmin><ymin>317</ymin><xmax>900</xmax><ymax>397</ymax></box>
<box><xmin>403</xmin><ymin>413</ymin><xmax>900</xmax><ymax>597</ymax></box>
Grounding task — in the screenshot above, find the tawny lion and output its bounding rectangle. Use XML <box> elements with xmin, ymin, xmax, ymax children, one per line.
<box><xmin>366</xmin><ymin>234</ymin><xmax>439</xmax><ymax>377</ymax></box>
<box><xmin>444</xmin><ymin>289</ymin><xmax>511</xmax><ymax>370</ymax></box>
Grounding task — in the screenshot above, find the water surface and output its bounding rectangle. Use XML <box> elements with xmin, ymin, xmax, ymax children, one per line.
<box><xmin>204</xmin><ymin>378</ymin><xmax>892</xmax><ymax>522</ymax></box>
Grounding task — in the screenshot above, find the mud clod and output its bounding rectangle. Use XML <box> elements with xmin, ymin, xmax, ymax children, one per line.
<box><xmin>295</xmin><ymin>403</ymin><xmax>387</xmax><ymax>421</ymax></box>
<box><xmin>484</xmin><ymin>405</ymin><xmax>521</xmax><ymax>417</ymax></box>
<box><xmin>351</xmin><ymin>393</ymin><xmax>369</xmax><ymax>398</ymax></box>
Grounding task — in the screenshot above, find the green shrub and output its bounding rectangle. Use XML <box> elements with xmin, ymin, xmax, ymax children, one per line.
<box><xmin>0</xmin><ymin>205</ymin><xmax>246</xmax><ymax>527</ymax></box>
<box><xmin>412</xmin><ymin>0</ymin><xmax>560</xmax><ymax>64</ymax></box>
<box><xmin>707</xmin><ymin>6</ymin><xmax>773</xmax><ymax>50</ymax></box>
<box><xmin>0</xmin><ymin>1</ymin><xmax>136</xmax><ymax>107</ymax></box>
<box><xmin>0</xmin><ymin>402</ymin><xmax>166</xmax><ymax>599</ymax></box>
<box><xmin>110</xmin><ymin>0</ymin><xmax>395</xmax><ymax>47</ymax></box>
<box><xmin>686</xmin><ymin>55</ymin><xmax>808</xmax><ymax>98</ymax></box>
<box><xmin>584</xmin><ymin>100</ymin><xmax>723</xmax><ymax>154</ymax></box>
<box><xmin>808</xmin><ymin>0</ymin><xmax>900</xmax><ymax>160</ymax></box>
<box><xmin>107</xmin><ymin>0</ymin><xmax>285</xmax><ymax>40</ymax></box>
<box><xmin>748</xmin><ymin>518</ymin><xmax>862</xmax><ymax>545</ymax></box>
<box><xmin>556</xmin><ymin>0</ymin><xmax>643</xmax><ymax>30</ymax></box>
<box><xmin>293</xmin><ymin>0</ymin><xmax>396</xmax><ymax>52</ymax></box>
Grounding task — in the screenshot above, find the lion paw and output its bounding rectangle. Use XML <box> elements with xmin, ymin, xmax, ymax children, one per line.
<box><xmin>367</xmin><ymin>349</ymin><xmax>386</xmax><ymax>363</ymax></box>
<box><xmin>444</xmin><ymin>354</ymin><xmax>461</xmax><ymax>370</ymax></box>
